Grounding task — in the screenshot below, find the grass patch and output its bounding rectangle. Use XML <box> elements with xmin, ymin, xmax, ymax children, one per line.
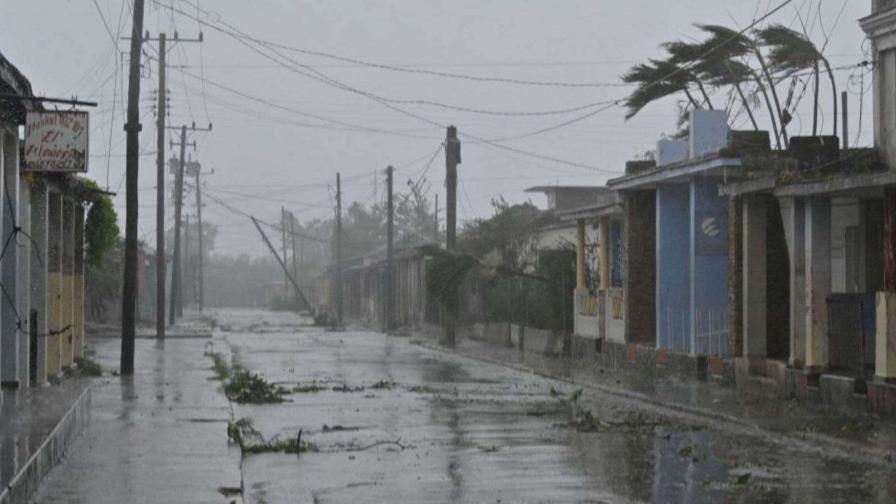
<box><xmin>227</xmin><ymin>417</ymin><xmax>315</xmax><ymax>455</ymax></box>
<box><xmin>207</xmin><ymin>353</ymin><xmax>286</xmax><ymax>403</ymax></box>
<box><xmin>207</xmin><ymin>352</ymin><xmax>231</xmax><ymax>381</ymax></box>
<box><xmin>224</xmin><ymin>370</ymin><xmax>287</xmax><ymax>404</ymax></box>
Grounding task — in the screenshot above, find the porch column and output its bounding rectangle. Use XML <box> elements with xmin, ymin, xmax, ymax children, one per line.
<box><xmin>780</xmin><ymin>197</ymin><xmax>807</xmax><ymax>367</ymax></box>
<box><xmin>742</xmin><ymin>196</ymin><xmax>767</xmax><ymax>359</ymax></box>
<box><xmin>73</xmin><ymin>205</ymin><xmax>85</xmax><ymax>359</ymax></box>
<box><xmin>598</xmin><ymin>217</ymin><xmax>610</xmax><ymax>290</ymax></box>
<box><xmin>1</xmin><ymin>129</ymin><xmax>19</xmax><ymax>387</ymax></box>
<box><xmin>877</xmin><ymin>189</ymin><xmax>896</xmax><ymax>378</ymax></box>
<box><xmin>46</xmin><ymin>192</ymin><xmax>62</xmax><ymax>377</ymax></box>
<box><xmin>29</xmin><ymin>182</ymin><xmax>48</xmax><ymax>385</ymax></box>
<box><xmin>805</xmin><ymin>196</ymin><xmax>832</xmax><ymax>370</ymax></box>
<box><xmin>576</xmin><ymin>219</ymin><xmax>586</xmax><ymax>289</ymax></box>
<box><xmin>60</xmin><ymin>199</ymin><xmax>74</xmax><ymax>368</ymax></box>
<box><xmin>16</xmin><ymin>176</ymin><xmax>30</xmax><ymax>386</ymax></box>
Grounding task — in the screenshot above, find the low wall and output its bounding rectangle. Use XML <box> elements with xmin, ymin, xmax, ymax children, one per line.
<box><xmin>0</xmin><ymin>387</ymin><xmax>92</xmax><ymax>504</ymax></box>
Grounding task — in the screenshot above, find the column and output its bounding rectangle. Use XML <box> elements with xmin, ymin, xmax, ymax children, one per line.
<box><xmin>16</xmin><ymin>176</ymin><xmax>30</xmax><ymax>386</ymax></box>
<box><xmin>805</xmin><ymin>196</ymin><xmax>832</xmax><ymax>370</ymax></box>
<box><xmin>29</xmin><ymin>182</ymin><xmax>48</xmax><ymax>385</ymax></box>
<box><xmin>1</xmin><ymin>129</ymin><xmax>18</xmax><ymax>386</ymax></box>
<box><xmin>60</xmin><ymin>199</ymin><xmax>74</xmax><ymax>368</ymax></box>
<box><xmin>742</xmin><ymin>196</ymin><xmax>768</xmax><ymax>359</ymax></box>
<box><xmin>73</xmin><ymin>204</ymin><xmax>85</xmax><ymax>359</ymax></box>
<box><xmin>46</xmin><ymin>192</ymin><xmax>62</xmax><ymax>376</ymax></box>
<box><xmin>780</xmin><ymin>197</ymin><xmax>807</xmax><ymax>367</ymax></box>
<box><xmin>598</xmin><ymin>217</ymin><xmax>610</xmax><ymax>291</ymax></box>
<box><xmin>575</xmin><ymin>219</ymin><xmax>586</xmax><ymax>289</ymax></box>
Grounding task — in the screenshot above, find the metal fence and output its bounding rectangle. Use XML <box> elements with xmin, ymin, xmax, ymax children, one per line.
<box><xmin>827</xmin><ymin>293</ymin><xmax>876</xmax><ymax>378</ymax></box>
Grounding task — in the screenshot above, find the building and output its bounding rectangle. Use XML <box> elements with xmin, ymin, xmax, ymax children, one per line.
<box><xmin>608</xmin><ymin>110</ymin><xmax>735</xmax><ymax>358</ymax></box>
<box><xmin>0</xmin><ymin>50</ymin><xmax>93</xmax><ymax>390</ymax></box>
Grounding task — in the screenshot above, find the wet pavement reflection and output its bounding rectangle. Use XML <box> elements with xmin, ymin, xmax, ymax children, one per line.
<box><xmin>214</xmin><ymin>309</ymin><xmax>896</xmax><ymax>504</ymax></box>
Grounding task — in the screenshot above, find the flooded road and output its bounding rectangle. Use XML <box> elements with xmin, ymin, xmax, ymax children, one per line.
<box><xmin>213</xmin><ymin>309</ymin><xmax>896</xmax><ymax>504</ymax></box>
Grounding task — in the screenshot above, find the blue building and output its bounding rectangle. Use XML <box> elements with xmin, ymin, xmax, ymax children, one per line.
<box><xmin>609</xmin><ymin>110</ymin><xmax>737</xmax><ymax>357</ymax></box>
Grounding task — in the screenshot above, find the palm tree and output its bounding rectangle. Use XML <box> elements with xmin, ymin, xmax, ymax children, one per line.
<box><xmin>621</xmin><ymin>58</ymin><xmax>700</xmax><ymax>120</ymax></box>
<box><xmin>696</xmin><ymin>24</ymin><xmax>783</xmax><ymax>148</ymax></box>
<box><xmin>756</xmin><ymin>24</ymin><xmax>837</xmax><ymax>139</ymax></box>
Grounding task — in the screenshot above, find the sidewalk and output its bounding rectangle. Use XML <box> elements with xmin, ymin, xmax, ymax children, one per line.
<box><xmin>0</xmin><ymin>379</ymin><xmax>90</xmax><ymax>504</ymax></box>
<box><xmin>30</xmin><ymin>317</ymin><xmax>242</xmax><ymax>504</ymax></box>
<box><xmin>414</xmin><ymin>334</ymin><xmax>896</xmax><ymax>465</ymax></box>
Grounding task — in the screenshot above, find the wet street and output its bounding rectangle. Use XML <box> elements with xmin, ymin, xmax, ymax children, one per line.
<box><xmin>31</xmin><ymin>308</ymin><xmax>896</xmax><ymax>503</ymax></box>
<box><xmin>214</xmin><ymin>310</ymin><xmax>896</xmax><ymax>504</ymax></box>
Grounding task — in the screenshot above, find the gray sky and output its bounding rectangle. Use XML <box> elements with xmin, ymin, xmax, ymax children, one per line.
<box><xmin>1</xmin><ymin>0</ymin><xmax>874</xmax><ymax>256</ymax></box>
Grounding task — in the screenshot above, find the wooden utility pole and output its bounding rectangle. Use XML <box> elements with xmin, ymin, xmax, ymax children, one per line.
<box><xmin>335</xmin><ymin>173</ymin><xmax>343</xmax><ymax>324</ymax></box>
<box><xmin>184</xmin><ymin>214</ymin><xmax>191</xmax><ymax>305</ymax></box>
<box><xmin>289</xmin><ymin>211</ymin><xmax>298</xmax><ymax>307</ymax></box>
<box><xmin>444</xmin><ymin>126</ymin><xmax>461</xmax><ymax>346</ymax></box>
<box><xmin>251</xmin><ymin>217</ymin><xmax>312</xmax><ymax>310</ymax></box>
<box><xmin>281</xmin><ymin>207</ymin><xmax>289</xmax><ymax>301</ymax></box>
<box><xmin>155</xmin><ymin>33</ymin><xmax>168</xmax><ymax>338</ymax></box>
<box><xmin>169</xmin><ymin>126</ymin><xmax>187</xmax><ymax>324</ymax></box>
<box><xmin>385</xmin><ymin>166</ymin><xmax>394</xmax><ymax>332</ymax></box>
<box><xmin>445</xmin><ymin>126</ymin><xmax>459</xmax><ymax>250</ymax></box>
<box><xmin>195</xmin><ymin>167</ymin><xmax>204</xmax><ymax>312</ymax></box>
<box><xmin>121</xmin><ymin>0</ymin><xmax>146</xmax><ymax>375</ymax></box>
<box><xmin>434</xmin><ymin>193</ymin><xmax>439</xmax><ymax>242</ymax></box>
<box><xmin>169</xmin><ymin>123</ymin><xmax>209</xmax><ymax>321</ymax></box>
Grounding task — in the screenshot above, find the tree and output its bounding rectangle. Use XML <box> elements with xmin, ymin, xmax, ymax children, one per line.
<box><xmin>756</xmin><ymin>24</ymin><xmax>837</xmax><ymax>139</ymax></box>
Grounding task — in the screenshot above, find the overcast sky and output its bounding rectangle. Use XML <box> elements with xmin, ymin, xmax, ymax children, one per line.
<box><xmin>0</xmin><ymin>0</ymin><xmax>875</xmax><ymax>257</ymax></box>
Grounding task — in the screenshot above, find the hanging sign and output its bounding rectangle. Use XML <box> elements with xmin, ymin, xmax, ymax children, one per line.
<box><xmin>23</xmin><ymin>111</ymin><xmax>89</xmax><ymax>172</ymax></box>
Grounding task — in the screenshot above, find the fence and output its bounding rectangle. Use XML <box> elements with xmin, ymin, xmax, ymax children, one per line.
<box><xmin>827</xmin><ymin>293</ymin><xmax>876</xmax><ymax>378</ymax></box>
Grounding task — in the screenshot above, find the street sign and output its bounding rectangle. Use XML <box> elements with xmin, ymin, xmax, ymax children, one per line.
<box><xmin>23</xmin><ymin>111</ymin><xmax>89</xmax><ymax>172</ymax></box>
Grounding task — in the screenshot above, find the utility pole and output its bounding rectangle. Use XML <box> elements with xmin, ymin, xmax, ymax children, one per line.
<box><xmin>434</xmin><ymin>193</ymin><xmax>439</xmax><ymax>242</ymax></box>
<box><xmin>155</xmin><ymin>33</ymin><xmax>168</xmax><ymax>338</ymax></box>
<box><xmin>184</xmin><ymin>214</ymin><xmax>191</xmax><ymax>306</ymax></box>
<box><xmin>385</xmin><ymin>166</ymin><xmax>394</xmax><ymax>332</ymax></box>
<box><xmin>120</xmin><ymin>0</ymin><xmax>145</xmax><ymax>375</ymax></box>
<box><xmin>289</xmin><ymin>211</ymin><xmax>298</xmax><ymax>308</ymax></box>
<box><xmin>335</xmin><ymin>173</ymin><xmax>343</xmax><ymax>324</ymax></box>
<box><xmin>444</xmin><ymin>126</ymin><xmax>461</xmax><ymax>346</ymax></box>
<box><xmin>195</xmin><ymin>166</ymin><xmax>205</xmax><ymax>312</ymax></box>
<box><xmin>169</xmin><ymin>127</ymin><xmax>187</xmax><ymax>324</ymax></box>
<box><xmin>281</xmin><ymin>207</ymin><xmax>289</xmax><ymax>302</ymax></box>
<box><xmin>168</xmin><ymin>122</ymin><xmax>210</xmax><ymax>322</ymax></box>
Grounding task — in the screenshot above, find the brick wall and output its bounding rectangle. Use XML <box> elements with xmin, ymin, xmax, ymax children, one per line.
<box><xmin>624</xmin><ymin>190</ymin><xmax>656</xmax><ymax>345</ymax></box>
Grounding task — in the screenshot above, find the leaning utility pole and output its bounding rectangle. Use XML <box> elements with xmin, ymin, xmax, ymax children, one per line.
<box><xmin>281</xmin><ymin>207</ymin><xmax>289</xmax><ymax>301</ymax></box>
<box><xmin>443</xmin><ymin>126</ymin><xmax>461</xmax><ymax>346</ymax></box>
<box><xmin>184</xmin><ymin>214</ymin><xmax>191</xmax><ymax>305</ymax></box>
<box><xmin>289</xmin><ymin>211</ymin><xmax>298</xmax><ymax>303</ymax></box>
<box><xmin>121</xmin><ymin>0</ymin><xmax>146</xmax><ymax>375</ymax></box>
<box><xmin>155</xmin><ymin>33</ymin><xmax>168</xmax><ymax>338</ymax></box>
<box><xmin>335</xmin><ymin>173</ymin><xmax>343</xmax><ymax>324</ymax></box>
<box><xmin>385</xmin><ymin>166</ymin><xmax>394</xmax><ymax>332</ymax></box>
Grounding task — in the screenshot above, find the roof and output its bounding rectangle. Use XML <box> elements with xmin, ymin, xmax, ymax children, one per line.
<box><xmin>608</xmin><ymin>153</ymin><xmax>742</xmax><ymax>190</ymax></box>
<box><xmin>0</xmin><ymin>50</ymin><xmax>36</xmax><ymax>124</ymax></box>
<box><xmin>524</xmin><ymin>185</ymin><xmax>607</xmax><ymax>193</ymax></box>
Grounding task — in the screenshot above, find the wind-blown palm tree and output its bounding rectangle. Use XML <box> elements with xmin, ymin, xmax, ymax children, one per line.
<box><xmin>757</xmin><ymin>24</ymin><xmax>837</xmax><ymax>139</ymax></box>
<box><xmin>621</xmin><ymin>58</ymin><xmax>700</xmax><ymax>120</ymax></box>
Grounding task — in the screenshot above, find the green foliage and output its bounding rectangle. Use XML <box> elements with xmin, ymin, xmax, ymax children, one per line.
<box><xmin>423</xmin><ymin>246</ymin><xmax>478</xmax><ymax>316</ymax></box>
<box><xmin>73</xmin><ymin>356</ymin><xmax>103</xmax><ymax>377</ymax></box>
<box><xmin>82</xmin><ymin>180</ymin><xmax>119</xmax><ymax>269</ymax></box>
<box><xmin>227</xmin><ymin>417</ymin><xmax>314</xmax><ymax>454</ymax></box>
<box><xmin>223</xmin><ymin>369</ymin><xmax>287</xmax><ymax>403</ymax></box>
<box><xmin>459</xmin><ymin>197</ymin><xmax>553</xmax><ymax>270</ymax></box>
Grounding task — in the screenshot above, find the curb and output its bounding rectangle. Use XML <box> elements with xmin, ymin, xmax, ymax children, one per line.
<box><xmin>0</xmin><ymin>387</ymin><xmax>92</xmax><ymax>504</ymax></box>
<box><xmin>413</xmin><ymin>339</ymin><xmax>896</xmax><ymax>466</ymax></box>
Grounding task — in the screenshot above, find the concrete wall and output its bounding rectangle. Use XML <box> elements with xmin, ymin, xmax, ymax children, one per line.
<box><xmin>656</xmin><ymin>184</ymin><xmax>691</xmax><ymax>352</ymax></box>
<box><xmin>46</xmin><ymin>194</ymin><xmax>61</xmax><ymax>377</ymax></box>
<box><xmin>29</xmin><ymin>183</ymin><xmax>47</xmax><ymax>386</ymax></box>
<box><xmin>605</xmin><ymin>287</ymin><xmax>625</xmax><ymax>344</ymax></box>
